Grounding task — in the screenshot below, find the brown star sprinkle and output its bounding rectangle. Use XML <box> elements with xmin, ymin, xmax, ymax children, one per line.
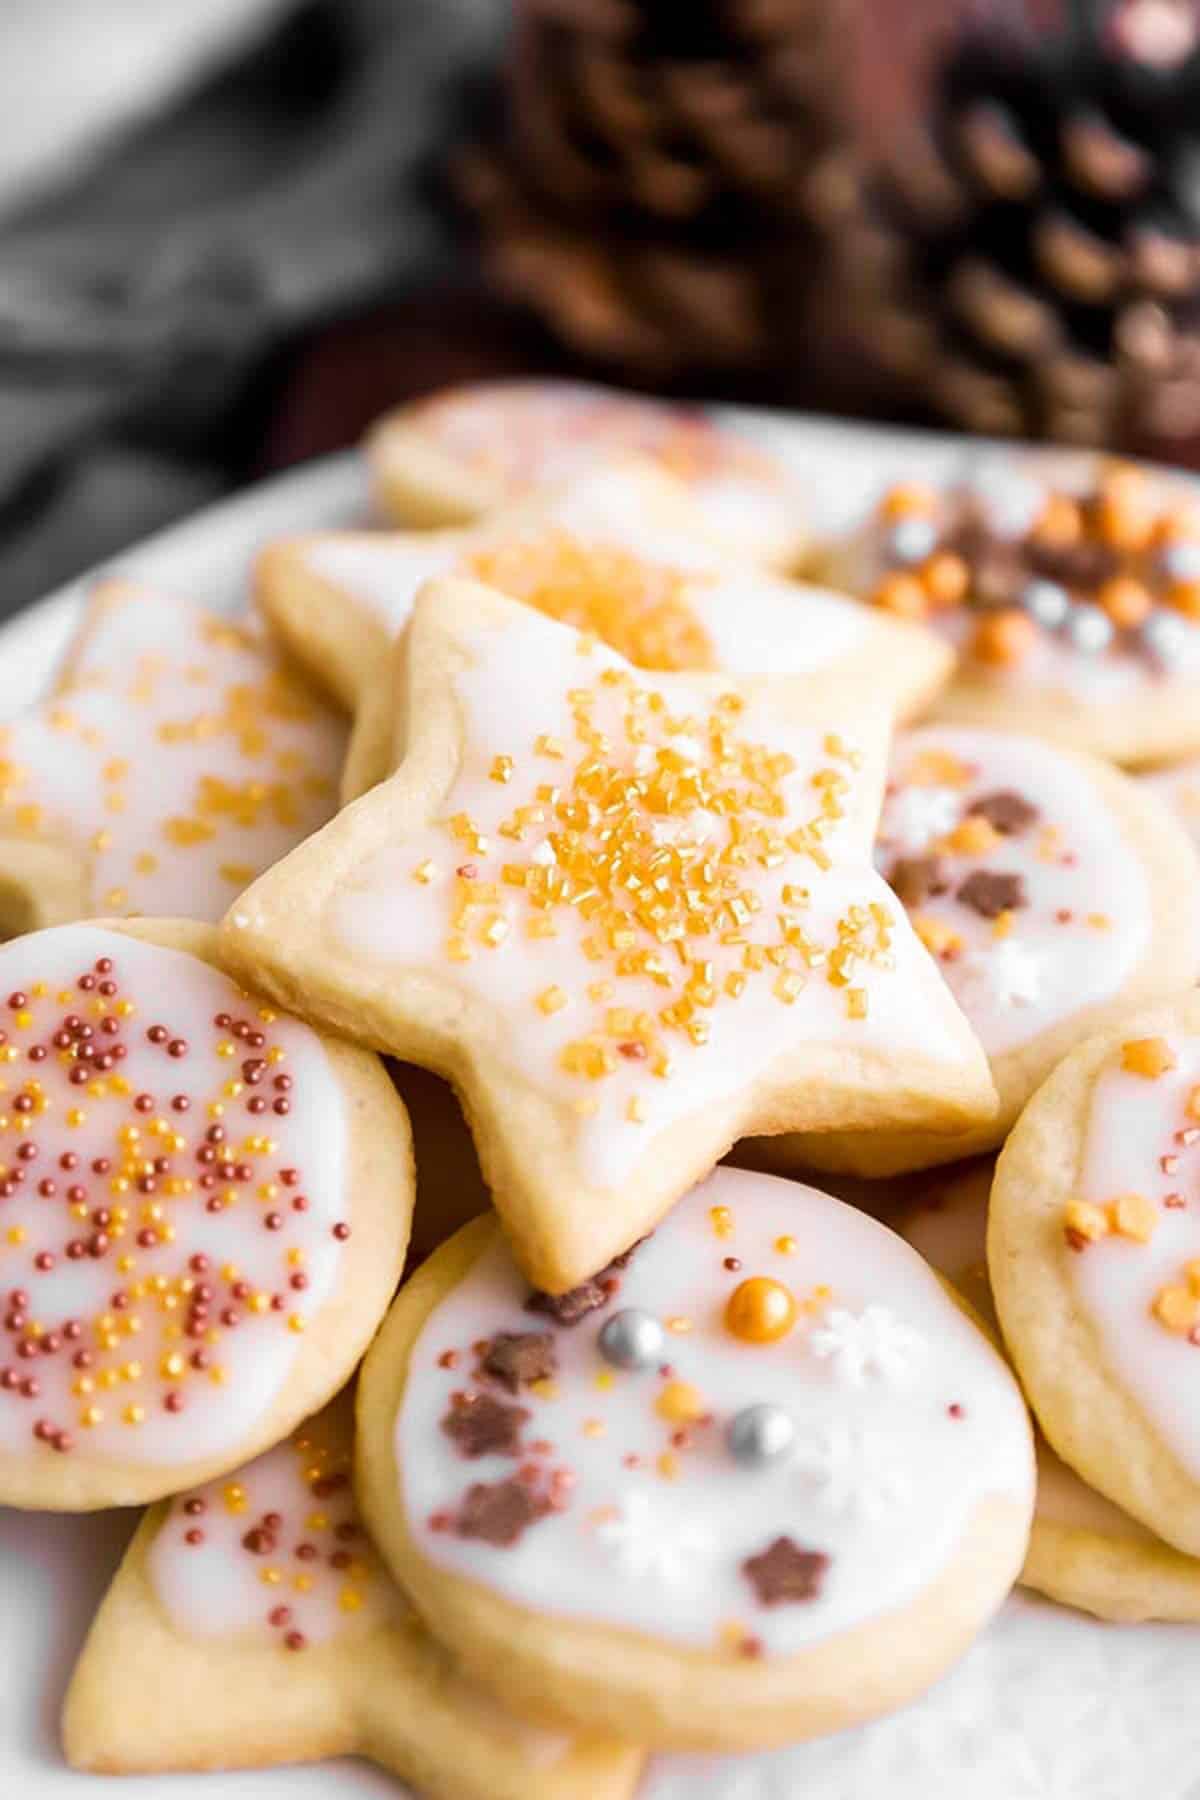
<box><xmin>525</xmin><ymin>1237</ymin><xmax>647</xmax><ymax>1327</ymax></box>
<box><xmin>967</xmin><ymin>790</ymin><xmax>1040</xmax><ymax>836</ymax></box>
<box><xmin>441</xmin><ymin>1392</ymin><xmax>529</xmax><ymax>1459</ymax></box>
<box><xmin>888</xmin><ymin>855</ymin><xmax>951</xmax><ymax>907</ymax></box>
<box><xmin>479</xmin><ymin>1331</ymin><xmax>558</xmax><ymax>1391</ymax></box>
<box><xmin>455</xmin><ymin>1478</ymin><xmax>550</xmax><ymax>1547</ymax></box>
<box><xmin>957</xmin><ymin>869</ymin><xmax>1027</xmax><ymax>917</ymax></box>
<box><xmin>742</xmin><ymin>1536</ymin><xmax>830</xmax><ymax>1607</ymax></box>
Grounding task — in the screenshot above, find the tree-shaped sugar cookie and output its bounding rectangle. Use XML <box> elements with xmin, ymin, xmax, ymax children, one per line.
<box><xmin>64</xmin><ymin>1395</ymin><xmax>640</xmax><ymax>1798</ymax></box>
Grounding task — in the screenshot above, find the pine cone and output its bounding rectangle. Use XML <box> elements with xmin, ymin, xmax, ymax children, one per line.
<box><xmin>855</xmin><ymin>0</ymin><xmax>1200</xmax><ymax>451</ymax></box>
<box><xmin>457</xmin><ymin>0</ymin><xmax>861</xmax><ymax>376</ymax></box>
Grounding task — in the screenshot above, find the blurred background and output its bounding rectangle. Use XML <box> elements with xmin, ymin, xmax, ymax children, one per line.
<box><xmin>1</xmin><ymin>0</ymin><xmax>1198</xmax><ymax>620</ymax></box>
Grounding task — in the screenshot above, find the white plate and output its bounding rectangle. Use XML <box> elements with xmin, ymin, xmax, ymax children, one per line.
<box><xmin>3</xmin><ymin>417</ymin><xmax>1199</xmax><ymax>1800</ymax></box>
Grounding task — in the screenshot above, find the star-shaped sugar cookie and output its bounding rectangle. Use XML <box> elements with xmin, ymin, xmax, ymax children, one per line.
<box><xmin>63</xmin><ymin>1396</ymin><xmax>640</xmax><ymax>1799</ymax></box>
<box><xmin>221</xmin><ymin>578</ymin><xmax>995</xmax><ymax>1293</ymax></box>
<box><xmin>0</xmin><ymin>580</ymin><xmax>346</xmax><ymax>932</ymax></box>
<box><xmin>256</xmin><ymin>460</ymin><xmax>953</xmax><ymax>802</ymax></box>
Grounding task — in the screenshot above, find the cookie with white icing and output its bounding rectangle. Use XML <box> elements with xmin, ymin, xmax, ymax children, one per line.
<box><xmin>365</xmin><ymin>377</ymin><xmax>810</xmax><ymax>569</ymax></box>
<box><xmin>0</xmin><ymin>579</ymin><xmax>346</xmax><ymax>935</ymax></box>
<box><xmin>355</xmin><ymin>1165</ymin><xmax>1034</xmax><ymax>1751</ymax></box>
<box><xmin>828</xmin><ymin>455</ymin><xmax>1200</xmax><ymax>765</ymax></box>
<box><xmin>754</xmin><ymin>724</ymin><xmax>1200</xmax><ymax>1177</ymax></box>
<box><xmin>221</xmin><ymin>577</ymin><xmax>995</xmax><ymax>1294</ymax></box>
<box><xmin>991</xmin><ymin>993</ymin><xmax>1200</xmax><ymax>1557</ymax></box>
<box><xmin>256</xmin><ymin>460</ymin><xmax>951</xmax><ymax>804</ymax></box>
<box><xmin>63</xmin><ymin>1395</ymin><xmax>640</xmax><ymax>1798</ymax></box>
<box><xmin>901</xmin><ymin>1163</ymin><xmax>1200</xmax><ymax>1623</ymax></box>
<box><xmin>0</xmin><ymin>919</ymin><xmax>411</xmax><ymax>1510</ymax></box>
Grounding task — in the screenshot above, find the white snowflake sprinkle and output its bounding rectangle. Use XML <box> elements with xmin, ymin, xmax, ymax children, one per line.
<box><xmin>593</xmin><ymin>1490</ymin><xmax>716</xmax><ymax>1586</ymax></box>
<box><xmin>791</xmin><ymin>1420</ymin><xmax>914</xmax><ymax>1521</ymax></box>
<box><xmin>809</xmin><ymin>1304</ymin><xmax>927</xmax><ymax>1388</ymax></box>
<box><xmin>881</xmin><ymin>785</ymin><xmax>961</xmax><ymax>856</ymax></box>
<box><xmin>952</xmin><ymin>939</ymin><xmax>1043</xmax><ymax>1013</ymax></box>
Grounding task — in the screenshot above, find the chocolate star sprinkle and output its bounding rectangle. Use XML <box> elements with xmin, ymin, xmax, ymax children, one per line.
<box><xmin>968</xmin><ymin>790</ymin><xmax>1040</xmax><ymax>836</ymax></box>
<box><xmin>957</xmin><ymin>869</ymin><xmax>1027</xmax><ymax>917</ymax></box>
<box><xmin>525</xmin><ymin>1237</ymin><xmax>647</xmax><ymax>1327</ymax></box>
<box><xmin>441</xmin><ymin>1392</ymin><xmax>529</xmax><ymax>1459</ymax></box>
<box><xmin>455</xmin><ymin>1478</ymin><xmax>549</xmax><ymax>1547</ymax></box>
<box><xmin>479</xmin><ymin>1331</ymin><xmax>558</xmax><ymax>1392</ymax></box>
<box><xmin>742</xmin><ymin>1536</ymin><xmax>830</xmax><ymax>1607</ymax></box>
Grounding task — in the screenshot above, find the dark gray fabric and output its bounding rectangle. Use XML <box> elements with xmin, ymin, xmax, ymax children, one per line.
<box><xmin>0</xmin><ymin>0</ymin><xmax>502</xmax><ymax>624</ymax></box>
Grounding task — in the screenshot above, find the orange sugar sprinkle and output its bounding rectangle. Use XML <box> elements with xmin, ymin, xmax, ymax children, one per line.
<box><xmin>434</xmin><ymin>660</ymin><xmax>890</xmax><ymax>1085</ymax></box>
<box><xmin>1063</xmin><ymin>1200</ymin><xmax>1108</xmax><ymax>1247</ymax></box>
<box><xmin>1121</xmin><ymin>1037</ymin><xmax>1177</xmax><ymax>1079</ymax></box>
<box><xmin>1154</xmin><ymin>1285</ymin><xmax>1200</xmax><ymax>1334</ymax></box>
<box><xmin>1107</xmin><ymin>1192</ymin><xmax>1158</xmax><ymax>1243</ymax></box>
<box><xmin>465</xmin><ymin>533</ymin><xmax>718</xmax><ymax>673</ymax></box>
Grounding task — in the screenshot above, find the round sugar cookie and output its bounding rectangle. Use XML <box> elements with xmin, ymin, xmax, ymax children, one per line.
<box><xmin>827</xmin><ymin>454</ymin><xmax>1200</xmax><ymax>765</ymax></box>
<box><xmin>991</xmin><ymin>993</ymin><xmax>1200</xmax><ymax>1557</ymax></box>
<box><xmin>901</xmin><ymin>1163</ymin><xmax>1200</xmax><ymax>1622</ymax></box>
<box><xmin>356</xmin><ymin>1165</ymin><xmax>1033</xmax><ymax>1752</ymax></box>
<box><xmin>753</xmin><ymin>723</ymin><xmax>1200</xmax><ymax>1178</ymax></box>
<box><xmin>365</xmin><ymin>380</ymin><xmax>809</xmax><ymax>570</ymax></box>
<box><xmin>0</xmin><ymin>919</ymin><xmax>412</xmax><ymax>1510</ymax></box>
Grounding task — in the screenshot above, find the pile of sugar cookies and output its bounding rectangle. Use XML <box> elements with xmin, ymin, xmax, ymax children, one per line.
<box><xmin>8</xmin><ymin>379</ymin><xmax>1200</xmax><ymax>1796</ymax></box>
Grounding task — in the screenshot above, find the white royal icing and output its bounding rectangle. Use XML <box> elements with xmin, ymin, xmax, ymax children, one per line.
<box><xmin>149</xmin><ymin>1407</ymin><xmax>574</xmax><ymax>1766</ymax></box>
<box><xmin>953</xmin><ymin>939</ymin><xmax>1046</xmax><ymax>1016</ymax></box>
<box><xmin>307</xmin><ymin>461</ymin><xmax>864</xmax><ymax>673</ymax></box>
<box><xmin>396</xmin><ymin>1167</ymin><xmax>1034</xmax><ymax>1655</ymax></box>
<box><xmin>0</xmin><ymin>591</ymin><xmax>345</xmax><ymax>922</ymax></box>
<box><xmin>330</xmin><ymin>609</ymin><xmax>971</xmax><ymax>1188</ymax></box>
<box><xmin>149</xmin><ymin>1411</ymin><xmax>395</xmax><ymax>1646</ymax></box>
<box><xmin>1074</xmin><ymin>1036</ymin><xmax>1200</xmax><ymax>1479</ymax></box>
<box><xmin>411</xmin><ymin>379</ymin><xmax>801</xmax><ymax>551</ymax></box>
<box><xmin>879</xmin><ymin>727</ymin><xmax>1151</xmax><ymax>1057</ymax></box>
<box><xmin>594</xmin><ymin>1487</ymin><xmax>719</xmax><ymax>1587</ymax></box>
<box><xmin>0</xmin><ymin>926</ymin><xmax>348</xmax><ymax>1466</ymax></box>
<box><xmin>307</xmin><ymin>534</ymin><xmax>458</xmax><ymax>634</ymax></box>
<box><xmin>790</xmin><ymin>1419</ymin><xmax>915</xmax><ymax>1522</ymax></box>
